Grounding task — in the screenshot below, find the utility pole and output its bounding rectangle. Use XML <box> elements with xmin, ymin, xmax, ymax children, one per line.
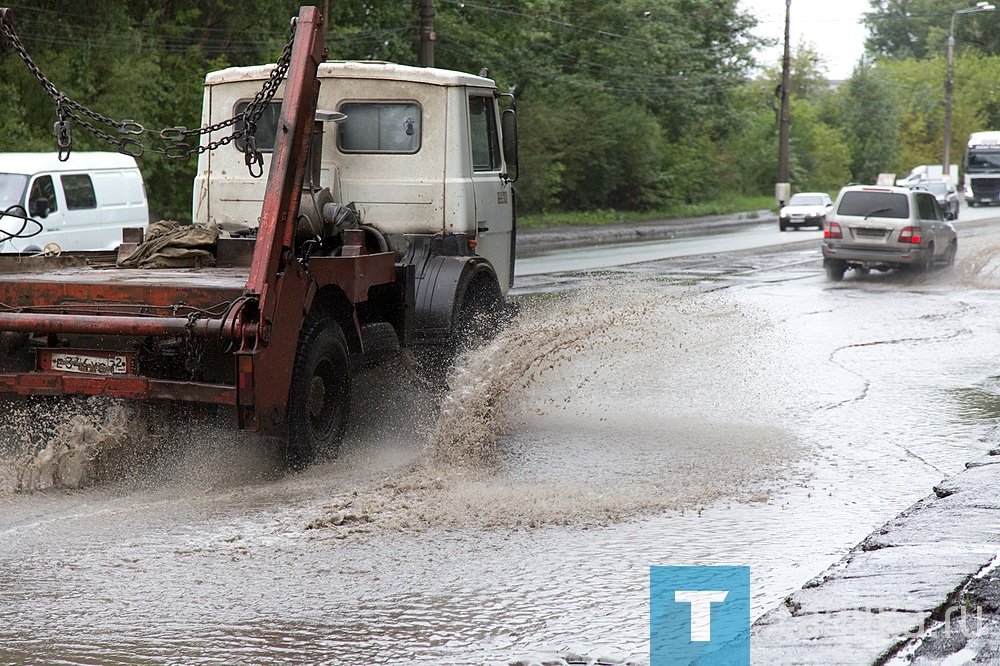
<box><xmin>944</xmin><ymin>3</ymin><xmax>996</xmax><ymax>172</ymax></box>
<box><xmin>776</xmin><ymin>0</ymin><xmax>792</xmax><ymax>206</ymax></box>
<box><xmin>944</xmin><ymin>29</ymin><xmax>955</xmax><ymax>172</ymax></box>
<box><xmin>420</xmin><ymin>0</ymin><xmax>435</xmax><ymax>67</ymax></box>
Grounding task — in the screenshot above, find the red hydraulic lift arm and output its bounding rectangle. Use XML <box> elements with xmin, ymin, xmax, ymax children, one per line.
<box><xmin>245</xmin><ymin>5</ymin><xmax>326</xmax><ymax>321</ymax></box>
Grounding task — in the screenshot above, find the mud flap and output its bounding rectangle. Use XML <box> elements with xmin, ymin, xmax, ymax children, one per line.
<box><xmin>409</xmin><ymin>255</ymin><xmax>498</xmax><ymax>344</ymax></box>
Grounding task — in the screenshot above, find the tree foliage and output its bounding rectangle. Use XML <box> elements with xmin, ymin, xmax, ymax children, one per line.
<box><xmin>865</xmin><ymin>0</ymin><xmax>1000</xmax><ymax>61</ymax></box>
<box><xmin>839</xmin><ymin>60</ymin><xmax>900</xmax><ymax>184</ymax></box>
<box><xmin>0</xmin><ymin>0</ymin><xmax>767</xmax><ymax>218</ymax></box>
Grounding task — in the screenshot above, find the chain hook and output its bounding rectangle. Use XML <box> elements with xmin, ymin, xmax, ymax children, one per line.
<box><xmin>159</xmin><ymin>126</ymin><xmax>188</xmax><ymax>142</ymax></box>
<box><xmin>53</xmin><ymin>123</ymin><xmax>72</xmax><ymax>162</ymax></box>
<box><xmin>164</xmin><ymin>143</ymin><xmax>192</xmax><ymax>160</ymax></box>
<box><xmin>52</xmin><ymin>94</ymin><xmax>72</xmax><ymax>161</ymax></box>
<box><xmin>118</xmin><ymin>119</ymin><xmax>144</xmax><ymax>136</ymax></box>
<box><xmin>117</xmin><ymin>136</ymin><xmax>144</xmax><ymax>157</ymax></box>
<box><xmin>243</xmin><ymin>135</ymin><xmax>264</xmax><ymax>178</ymax></box>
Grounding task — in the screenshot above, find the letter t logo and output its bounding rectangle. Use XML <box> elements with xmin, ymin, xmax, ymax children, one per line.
<box><xmin>674</xmin><ymin>590</ymin><xmax>729</xmax><ymax>641</ymax></box>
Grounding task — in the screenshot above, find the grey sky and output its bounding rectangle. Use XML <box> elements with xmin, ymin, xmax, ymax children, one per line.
<box><xmin>740</xmin><ymin>0</ymin><xmax>870</xmax><ymax>80</ymax></box>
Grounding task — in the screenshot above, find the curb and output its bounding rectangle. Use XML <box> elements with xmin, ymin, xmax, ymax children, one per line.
<box><xmin>516</xmin><ymin>210</ymin><xmax>777</xmax><ymax>252</ymax></box>
<box><xmin>751</xmin><ymin>452</ymin><xmax>1000</xmax><ymax>665</ymax></box>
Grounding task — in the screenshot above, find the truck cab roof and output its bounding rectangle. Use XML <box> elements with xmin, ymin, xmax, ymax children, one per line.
<box><xmin>204</xmin><ymin>60</ymin><xmax>496</xmax><ymax>89</ymax></box>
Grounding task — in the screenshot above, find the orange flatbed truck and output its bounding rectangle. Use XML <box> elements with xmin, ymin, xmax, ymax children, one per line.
<box><xmin>0</xmin><ymin>6</ymin><xmax>518</xmax><ymax>467</ymax></box>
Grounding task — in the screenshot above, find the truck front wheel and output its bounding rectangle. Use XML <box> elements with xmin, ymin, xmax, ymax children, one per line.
<box><xmin>286</xmin><ymin>316</ymin><xmax>351</xmax><ymax>469</ymax></box>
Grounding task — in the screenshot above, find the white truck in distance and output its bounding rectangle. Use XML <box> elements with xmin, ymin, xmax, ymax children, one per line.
<box><xmin>964</xmin><ymin>131</ymin><xmax>1000</xmax><ymax>206</ymax></box>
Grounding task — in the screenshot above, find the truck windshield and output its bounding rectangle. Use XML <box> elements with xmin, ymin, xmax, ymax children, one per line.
<box><xmin>0</xmin><ymin>174</ymin><xmax>28</xmax><ymax>210</ymax></box>
<box><xmin>966</xmin><ymin>149</ymin><xmax>1000</xmax><ymax>171</ymax></box>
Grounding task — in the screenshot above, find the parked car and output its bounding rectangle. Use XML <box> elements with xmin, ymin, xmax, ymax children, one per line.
<box><xmin>779</xmin><ymin>192</ymin><xmax>833</xmax><ymax>231</ymax></box>
<box><xmin>0</xmin><ymin>152</ymin><xmax>148</xmax><ymax>253</ymax></box>
<box><xmin>908</xmin><ymin>179</ymin><xmax>960</xmax><ymax>220</ymax></box>
<box><xmin>822</xmin><ymin>185</ymin><xmax>957</xmax><ymax>281</ymax></box>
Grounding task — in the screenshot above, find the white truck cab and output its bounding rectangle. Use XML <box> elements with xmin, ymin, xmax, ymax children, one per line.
<box><xmin>0</xmin><ymin>152</ymin><xmax>148</xmax><ymax>253</ymax></box>
<box><xmin>194</xmin><ymin>61</ymin><xmax>517</xmax><ymax>294</ymax></box>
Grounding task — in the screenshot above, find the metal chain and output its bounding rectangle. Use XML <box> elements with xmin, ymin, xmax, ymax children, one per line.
<box><xmin>0</xmin><ymin>9</ymin><xmax>297</xmax><ymax>175</ymax></box>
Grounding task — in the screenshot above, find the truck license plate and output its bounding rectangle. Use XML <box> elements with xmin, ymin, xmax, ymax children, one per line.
<box><xmin>45</xmin><ymin>351</ymin><xmax>130</xmax><ymax>376</ymax></box>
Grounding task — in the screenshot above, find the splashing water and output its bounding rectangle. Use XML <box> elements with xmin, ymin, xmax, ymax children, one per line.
<box><xmin>311</xmin><ymin>279</ymin><xmax>802</xmax><ymax>532</ymax></box>
<box><xmin>0</xmin><ymin>398</ymin><xmax>147</xmax><ymax>494</ymax></box>
<box><xmin>955</xmin><ymin>239</ymin><xmax>1000</xmax><ymax>289</ymax></box>
<box><xmin>432</xmin><ymin>284</ymin><xmax>661</xmax><ymax>465</ymax></box>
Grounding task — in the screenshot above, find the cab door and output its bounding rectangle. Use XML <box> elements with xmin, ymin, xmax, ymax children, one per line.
<box><xmin>467</xmin><ymin>93</ymin><xmax>513</xmax><ymax>292</ymax></box>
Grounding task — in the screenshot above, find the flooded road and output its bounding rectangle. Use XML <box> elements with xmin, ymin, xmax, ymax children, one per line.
<box><xmin>4</xmin><ymin>213</ymin><xmax>1000</xmax><ymax>665</ymax></box>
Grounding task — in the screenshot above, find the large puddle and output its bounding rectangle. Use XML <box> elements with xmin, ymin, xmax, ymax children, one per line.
<box><xmin>3</xmin><ymin>234</ymin><xmax>1000</xmax><ymax>664</ymax></box>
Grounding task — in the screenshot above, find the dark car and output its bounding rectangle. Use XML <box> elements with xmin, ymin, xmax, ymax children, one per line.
<box><xmin>909</xmin><ymin>180</ymin><xmax>960</xmax><ymax>220</ymax></box>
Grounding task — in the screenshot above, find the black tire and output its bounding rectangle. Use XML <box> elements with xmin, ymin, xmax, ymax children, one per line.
<box><xmin>359</xmin><ymin>321</ymin><xmax>400</xmax><ymax>368</ymax></box>
<box><xmin>825</xmin><ymin>259</ymin><xmax>846</xmax><ymax>282</ymax></box>
<box><xmin>920</xmin><ymin>242</ymin><xmax>935</xmax><ymax>273</ymax></box>
<box><xmin>286</xmin><ymin>316</ymin><xmax>351</xmax><ymax>469</ymax></box>
<box><xmin>945</xmin><ymin>239</ymin><xmax>958</xmax><ymax>267</ymax></box>
<box><xmin>779</xmin><ymin>221</ymin><xmax>788</xmax><ymax>232</ymax></box>
<box><xmin>456</xmin><ymin>283</ymin><xmax>503</xmax><ymax>349</ymax></box>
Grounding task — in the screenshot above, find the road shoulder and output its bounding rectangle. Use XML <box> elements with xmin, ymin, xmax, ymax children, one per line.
<box><xmin>751</xmin><ymin>451</ymin><xmax>1000</xmax><ymax>665</ymax></box>
<box><xmin>517</xmin><ymin>210</ymin><xmax>776</xmax><ymax>252</ymax></box>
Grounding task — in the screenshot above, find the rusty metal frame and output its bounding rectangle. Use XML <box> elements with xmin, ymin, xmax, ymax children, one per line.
<box><xmin>0</xmin><ymin>6</ymin><xmax>401</xmax><ymax>434</ymax></box>
<box><xmin>0</xmin><ymin>373</ymin><xmax>236</xmax><ymax>404</ymax></box>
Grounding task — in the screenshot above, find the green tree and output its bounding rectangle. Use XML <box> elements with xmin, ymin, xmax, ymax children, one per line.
<box><xmin>839</xmin><ymin>60</ymin><xmax>900</xmax><ymax>183</ymax></box>
<box><xmin>0</xmin><ymin>0</ymin><xmax>767</xmax><ymax>217</ymax></box>
<box><xmin>865</xmin><ymin>0</ymin><xmax>1000</xmax><ymax>61</ymax></box>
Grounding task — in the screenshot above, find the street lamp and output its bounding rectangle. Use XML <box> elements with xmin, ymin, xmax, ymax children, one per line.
<box><xmin>943</xmin><ymin>2</ymin><xmax>995</xmax><ymax>172</ymax></box>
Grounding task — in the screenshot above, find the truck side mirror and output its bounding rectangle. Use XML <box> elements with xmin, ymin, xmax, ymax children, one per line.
<box><xmin>29</xmin><ymin>197</ymin><xmax>49</xmax><ymax>219</ymax></box>
<box><xmin>501</xmin><ymin>108</ymin><xmax>518</xmax><ymax>172</ymax></box>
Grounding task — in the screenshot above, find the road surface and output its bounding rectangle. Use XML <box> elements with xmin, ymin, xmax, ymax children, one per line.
<box><xmin>3</xmin><ymin>208</ymin><xmax>1000</xmax><ymax>665</ymax></box>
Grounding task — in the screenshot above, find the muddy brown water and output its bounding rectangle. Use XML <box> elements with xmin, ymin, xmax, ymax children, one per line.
<box><xmin>4</xmin><ymin>225</ymin><xmax>1000</xmax><ymax>664</ymax></box>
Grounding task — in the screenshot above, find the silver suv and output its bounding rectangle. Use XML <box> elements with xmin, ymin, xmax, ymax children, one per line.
<box><xmin>822</xmin><ymin>185</ymin><xmax>958</xmax><ymax>281</ymax></box>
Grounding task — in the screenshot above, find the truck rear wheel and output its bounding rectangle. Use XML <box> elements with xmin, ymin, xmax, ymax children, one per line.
<box><xmin>286</xmin><ymin>316</ymin><xmax>351</xmax><ymax>469</ymax></box>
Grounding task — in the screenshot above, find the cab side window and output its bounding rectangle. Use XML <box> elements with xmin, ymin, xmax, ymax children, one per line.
<box><xmin>916</xmin><ymin>192</ymin><xmax>941</xmax><ymax>221</ymax></box>
<box><xmin>28</xmin><ymin>175</ymin><xmax>58</xmax><ymax>215</ymax></box>
<box><xmin>469</xmin><ymin>95</ymin><xmax>501</xmax><ymax>172</ymax></box>
<box><xmin>338</xmin><ymin>102</ymin><xmax>421</xmax><ymax>153</ymax></box>
<box><xmin>234</xmin><ymin>100</ymin><xmax>282</xmax><ymax>153</ymax></box>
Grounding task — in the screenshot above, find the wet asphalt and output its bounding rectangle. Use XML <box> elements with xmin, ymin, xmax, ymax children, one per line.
<box><xmin>752</xmin><ymin>450</ymin><xmax>1000</xmax><ymax>665</ymax></box>
<box><xmin>527</xmin><ymin>210</ymin><xmax>1000</xmax><ymax>665</ymax></box>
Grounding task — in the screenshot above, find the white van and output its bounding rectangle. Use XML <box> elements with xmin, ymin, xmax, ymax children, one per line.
<box><xmin>0</xmin><ymin>152</ymin><xmax>148</xmax><ymax>253</ymax></box>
